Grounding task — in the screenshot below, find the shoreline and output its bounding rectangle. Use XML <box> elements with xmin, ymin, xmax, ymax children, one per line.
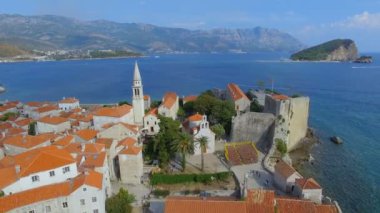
<box><xmin>289</xmin><ymin>128</ymin><xmax>320</xmax><ymax>169</ymax></box>
<box><xmin>0</xmin><ymin>55</ymin><xmax>145</xmax><ymax>64</ymax></box>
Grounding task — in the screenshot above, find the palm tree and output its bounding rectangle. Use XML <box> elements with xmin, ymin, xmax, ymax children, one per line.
<box><xmin>172</xmin><ymin>132</ymin><xmax>194</xmax><ymax>172</ymax></box>
<box><xmin>195</xmin><ymin>136</ymin><xmax>209</xmax><ymax>172</ymax></box>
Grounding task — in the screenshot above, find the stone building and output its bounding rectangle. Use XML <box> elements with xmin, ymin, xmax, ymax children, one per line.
<box><xmin>116</xmin><ymin>138</ymin><xmax>143</xmax><ymax>184</ymax></box>
<box><xmin>132</xmin><ymin>62</ymin><xmax>145</xmax><ymax>126</ymax></box>
<box><xmin>274</xmin><ymin>161</ymin><xmax>303</xmax><ymax>193</ymax></box>
<box><xmin>183</xmin><ymin>114</ymin><xmax>215</xmax><ymax>155</ymax></box>
<box><xmin>37</xmin><ymin>116</ymin><xmax>71</xmax><ymax>134</ymax></box>
<box><xmin>158</xmin><ymin>92</ymin><xmax>179</xmax><ymax>120</ymax></box>
<box><xmin>58</xmin><ymin>97</ymin><xmax>80</xmax><ymax>111</ymax></box>
<box><xmin>264</xmin><ymin>94</ymin><xmax>310</xmax><ymax>152</ymax></box>
<box><xmin>226</xmin><ymin>83</ymin><xmax>251</xmax><ymax>113</ymax></box>
<box><xmin>294</xmin><ymin>178</ymin><xmax>323</xmax><ymax>204</ymax></box>
<box><xmin>143</xmin><ymin>108</ymin><xmax>160</xmax><ymax>136</ymax></box>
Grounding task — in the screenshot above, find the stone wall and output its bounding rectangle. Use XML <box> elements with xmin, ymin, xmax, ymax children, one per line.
<box><xmin>231</xmin><ymin>112</ymin><xmax>275</xmax><ymax>151</ymax></box>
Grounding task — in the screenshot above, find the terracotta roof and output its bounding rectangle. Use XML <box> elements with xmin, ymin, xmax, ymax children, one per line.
<box><xmin>275</xmin><ymin>161</ymin><xmax>299</xmax><ymax>178</ymax></box>
<box><xmin>0</xmin><ymin>171</ymin><xmax>102</xmax><ymax>212</ymax></box>
<box><xmin>295</xmin><ymin>178</ymin><xmax>321</xmax><ymax>190</ymax></box>
<box><xmin>117</xmin><ymin>137</ymin><xmax>137</xmax><ymax>148</ymax></box>
<box><xmin>81</xmin><ymin>152</ymin><xmax>107</xmax><ymax>168</ymax></box>
<box><xmin>161</xmin><ymin>92</ymin><xmax>178</xmax><ymax>109</ymax></box>
<box><xmin>0</xmin><ymin>146</ymin><xmax>75</xmax><ymax>180</ymax></box>
<box><xmin>64</xmin><ymin>142</ymin><xmax>82</xmax><ymax>154</ymax></box>
<box><xmin>146</xmin><ymin>107</ymin><xmax>158</xmax><ymax>116</ymax></box>
<box><xmin>77</xmin><ymin>114</ymin><xmax>93</xmax><ymax>122</ymax></box>
<box><xmin>5</xmin><ymin>127</ymin><xmax>25</xmax><ymax>136</ymax></box>
<box><xmin>53</xmin><ymin>135</ymin><xmax>74</xmax><ymax>147</ymax></box>
<box><xmin>246</xmin><ymin>189</ymin><xmax>275</xmax><ymax>213</ymax></box>
<box><xmin>25</xmin><ymin>102</ymin><xmax>44</xmax><ymax>107</ymax></box>
<box><xmin>38</xmin><ymin>116</ymin><xmax>69</xmax><ymax>125</ymax></box>
<box><xmin>2</xmin><ymin>133</ymin><xmax>56</xmax><ymax>149</ymax></box>
<box><xmin>0</xmin><ymin>104</ymin><xmax>16</xmax><ymax>112</ymax></box>
<box><xmin>102</xmin><ymin>122</ymin><xmax>139</xmax><ymax>134</ymax></box>
<box><xmin>96</xmin><ymin>138</ymin><xmax>113</xmax><ymax>149</ymax></box>
<box><xmin>144</xmin><ymin>95</ymin><xmax>150</xmax><ymax>100</ymax></box>
<box><xmin>314</xmin><ymin>205</ymin><xmax>340</xmax><ymax>213</ymax></box>
<box><xmin>275</xmin><ymin>197</ymin><xmax>330</xmax><ymax>213</ymax></box>
<box><xmin>14</xmin><ymin>118</ymin><xmax>33</xmax><ymax>127</ymax></box>
<box><xmin>272</xmin><ymin>94</ymin><xmax>289</xmax><ymax>101</ymax></box>
<box><xmin>84</xmin><ymin>143</ymin><xmax>105</xmax><ymax>154</ymax></box>
<box><xmin>183</xmin><ymin>95</ymin><xmax>197</xmax><ymax>103</ymax></box>
<box><xmin>0</xmin><ymin>122</ymin><xmax>12</xmax><ymax>130</ymax></box>
<box><xmin>227</xmin><ymin>83</ymin><xmax>249</xmax><ymax>101</ymax></box>
<box><xmin>75</xmin><ymin>129</ymin><xmax>98</xmax><ymax>141</ymax></box>
<box><xmin>165</xmin><ymin>196</ymin><xmax>246</xmax><ymax>213</ymax></box>
<box><xmin>34</xmin><ymin>105</ymin><xmax>58</xmax><ymax>113</ymax></box>
<box><xmin>93</xmin><ymin>105</ymin><xmax>132</xmax><ymax>117</ymax></box>
<box><xmin>59</xmin><ymin>97</ymin><xmax>79</xmax><ymax>104</ymax></box>
<box><xmin>188</xmin><ymin>113</ymin><xmax>203</xmax><ymax>122</ymax></box>
<box><xmin>0</xmin><ymin>166</ymin><xmax>18</xmax><ymax>189</ymax></box>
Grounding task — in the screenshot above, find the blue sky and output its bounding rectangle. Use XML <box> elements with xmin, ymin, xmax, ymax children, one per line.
<box><xmin>1</xmin><ymin>0</ymin><xmax>380</xmax><ymax>51</ymax></box>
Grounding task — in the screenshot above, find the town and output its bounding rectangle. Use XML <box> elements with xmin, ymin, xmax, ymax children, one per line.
<box><xmin>0</xmin><ymin>62</ymin><xmax>342</xmax><ymax>213</ymax></box>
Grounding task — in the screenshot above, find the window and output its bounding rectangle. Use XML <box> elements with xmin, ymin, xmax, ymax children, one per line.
<box><xmin>93</xmin><ymin>210</ymin><xmax>99</xmax><ymax>213</ymax></box>
<box><xmin>45</xmin><ymin>206</ymin><xmax>51</xmax><ymax>212</ymax></box>
<box><xmin>62</xmin><ymin>166</ymin><xmax>70</xmax><ymax>174</ymax></box>
<box><xmin>31</xmin><ymin>175</ymin><xmax>39</xmax><ymax>182</ymax></box>
<box><xmin>29</xmin><ymin>210</ymin><xmax>35</xmax><ymax>213</ymax></box>
<box><xmin>80</xmin><ymin>199</ymin><xmax>85</xmax><ymax>205</ymax></box>
<box><xmin>83</xmin><ymin>187</ymin><xmax>87</xmax><ymax>191</ymax></box>
<box><xmin>62</xmin><ymin>202</ymin><xmax>68</xmax><ymax>208</ymax></box>
<box><xmin>49</xmin><ymin>170</ymin><xmax>55</xmax><ymax>177</ymax></box>
<box><xmin>92</xmin><ymin>197</ymin><xmax>97</xmax><ymax>202</ymax></box>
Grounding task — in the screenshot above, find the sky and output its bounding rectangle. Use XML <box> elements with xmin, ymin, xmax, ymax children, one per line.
<box><xmin>1</xmin><ymin>0</ymin><xmax>380</xmax><ymax>51</ymax></box>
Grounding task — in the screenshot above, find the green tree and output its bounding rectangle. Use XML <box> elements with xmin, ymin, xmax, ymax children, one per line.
<box><xmin>150</xmin><ymin>100</ymin><xmax>161</xmax><ymax>108</ymax></box>
<box><xmin>210</xmin><ymin>124</ymin><xmax>225</xmax><ymax>140</ymax></box>
<box><xmin>250</xmin><ymin>100</ymin><xmax>264</xmax><ymax>112</ymax></box>
<box><xmin>0</xmin><ymin>112</ymin><xmax>17</xmax><ymax>122</ymax></box>
<box><xmin>183</xmin><ymin>101</ymin><xmax>195</xmax><ymax>115</ymax></box>
<box><xmin>28</xmin><ymin>121</ymin><xmax>37</xmax><ymax>136</ymax></box>
<box><xmin>105</xmin><ymin>188</ymin><xmax>135</xmax><ymax>213</ymax></box>
<box><xmin>275</xmin><ymin>138</ymin><xmax>287</xmax><ymax>156</ymax></box>
<box><xmin>177</xmin><ymin>107</ymin><xmax>186</xmax><ymax>121</ymax></box>
<box><xmin>118</xmin><ymin>100</ymin><xmax>130</xmax><ymax>106</ymax></box>
<box><xmin>196</xmin><ymin>136</ymin><xmax>209</xmax><ymax>172</ymax></box>
<box><xmin>172</xmin><ymin>132</ymin><xmax>194</xmax><ymax>171</ymax></box>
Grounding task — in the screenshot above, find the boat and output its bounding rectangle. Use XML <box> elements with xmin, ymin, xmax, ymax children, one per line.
<box><xmin>0</xmin><ymin>84</ymin><xmax>6</xmax><ymax>93</ymax></box>
<box><xmin>330</xmin><ymin>136</ymin><xmax>343</xmax><ymax>144</ymax></box>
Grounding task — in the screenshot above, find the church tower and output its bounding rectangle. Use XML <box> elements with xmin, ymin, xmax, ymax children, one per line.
<box><xmin>132</xmin><ymin>62</ymin><xmax>144</xmax><ymax>125</ymax></box>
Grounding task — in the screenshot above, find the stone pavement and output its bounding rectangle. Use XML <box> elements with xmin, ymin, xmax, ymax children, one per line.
<box><xmin>111</xmin><ymin>181</ymin><xmax>151</xmax><ymax>207</ymax></box>
<box><xmin>186</xmin><ymin>152</ymin><xmax>229</xmax><ymax>173</ymax></box>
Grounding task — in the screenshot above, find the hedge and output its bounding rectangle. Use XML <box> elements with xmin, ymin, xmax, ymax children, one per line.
<box><xmin>150</xmin><ymin>172</ymin><xmax>231</xmax><ymax>185</ymax></box>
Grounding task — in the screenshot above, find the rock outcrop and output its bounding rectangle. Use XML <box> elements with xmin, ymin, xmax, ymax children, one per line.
<box><xmin>291</xmin><ymin>39</ymin><xmax>358</xmax><ymax>62</ymax></box>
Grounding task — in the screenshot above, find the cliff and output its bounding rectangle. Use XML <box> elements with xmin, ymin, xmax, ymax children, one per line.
<box><xmin>290</xmin><ymin>39</ymin><xmax>358</xmax><ymax>61</ymax></box>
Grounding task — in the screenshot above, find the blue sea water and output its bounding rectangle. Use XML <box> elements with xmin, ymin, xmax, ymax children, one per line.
<box><xmin>1</xmin><ymin>53</ymin><xmax>380</xmax><ymax>212</ymax></box>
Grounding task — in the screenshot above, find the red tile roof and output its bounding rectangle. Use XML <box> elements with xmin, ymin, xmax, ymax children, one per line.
<box><xmin>275</xmin><ymin>161</ymin><xmax>298</xmax><ymax>178</ymax></box>
<box><xmin>75</xmin><ymin>129</ymin><xmax>98</xmax><ymax>141</ymax></box>
<box><xmin>165</xmin><ymin>197</ymin><xmax>246</xmax><ymax>213</ymax></box>
<box><xmin>34</xmin><ymin>105</ymin><xmax>59</xmax><ymax>113</ymax></box>
<box><xmin>161</xmin><ymin>92</ymin><xmax>178</xmax><ymax>109</ymax></box>
<box><xmin>227</xmin><ymin>83</ymin><xmax>249</xmax><ymax>101</ymax></box>
<box><xmin>188</xmin><ymin>113</ymin><xmax>203</xmax><ymax>122</ymax></box>
<box><xmin>96</xmin><ymin>138</ymin><xmax>113</xmax><ymax>149</ymax></box>
<box><xmin>146</xmin><ymin>107</ymin><xmax>158</xmax><ymax>116</ymax></box>
<box><xmin>2</xmin><ymin>133</ymin><xmax>56</xmax><ymax>149</ymax></box>
<box><xmin>38</xmin><ymin>116</ymin><xmax>69</xmax><ymax>125</ymax></box>
<box><xmin>144</xmin><ymin>95</ymin><xmax>150</xmax><ymax>101</ymax></box>
<box><xmin>14</xmin><ymin>118</ymin><xmax>33</xmax><ymax>127</ymax></box>
<box><xmin>59</xmin><ymin>97</ymin><xmax>79</xmax><ymax>104</ymax></box>
<box><xmin>53</xmin><ymin>135</ymin><xmax>74</xmax><ymax>147</ymax></box>
<box><xmin>296</xmin><ymin>178</ymin><xmax>321</xmax><ymax>190</ymax></box>
<box><xmin>183</xmin><ymin>95</ymin><xmax>197</xmax><ymax>103</ymax></box>
<box><xmin>272</xmin><ymin>94</ymin><xmax>289</xmax><ymax>101</ymax></box>
<box><xmin>93</xmin><ymin>105</ymin><xmax>132</xmax><ymax>117</ymax></box>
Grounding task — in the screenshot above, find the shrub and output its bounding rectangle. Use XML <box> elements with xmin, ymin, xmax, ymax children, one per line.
<box><xmin>150</xmin><ymin>172</ymin><xmax>231</xmax><ymax>185</ymax></box>
<box><xmin>106</xmin><ymin>188</ymin><xmax>135</xmax><ymax>213</ymax></box>
<box><xmin>152</xmin><ymin>189</ymin><xmax>170</xmax><ymax>197</ymax></box>
<box><xmin>275</xmin><ymin>138</ymin><xmax>287</xmax><ymax>156</ymax></box>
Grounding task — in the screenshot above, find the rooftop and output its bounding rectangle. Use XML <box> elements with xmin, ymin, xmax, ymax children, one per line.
<box><xmin>59</xmin><ymin>97</ymin><xmax>79</xmax><ymax>104</ymax></box>
<box><xmin>161</xmin><ymin>92</ymin><xmax>178</xmax><ymax>109</ymax></box>
<box><xmin>75</xmin><ymin>129</ymin><xmax>98</xmax><ymax>141</ymax></box>
<box><xmin>2</xmin><ymin>133</ymin><xmax>56</xmax><ymax>149</ymax></box>
<box><xmin>274</xmin><ymin>161</ymin><xmax>299</xmax><ymax>178</ymax></box>
<box><xmin>227</xmin><ymin>83</ymin><xmax>249</xmax><ymax>101</ymax></box>
<box><xmin>93</xmin><ymin>105</ymin><xmax>132</xmax><ymax>118</ymax></box>
<box><xmin>38</xmin><ymin>116</ymin><xmax>68</xmax><ymax>125</ymax></box>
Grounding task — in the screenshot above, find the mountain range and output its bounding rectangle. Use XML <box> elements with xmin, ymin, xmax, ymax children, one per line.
<box><xmin>0</xmin><ymin>14</ymin><xmax>304</xmax><ymax>53</ymax></box>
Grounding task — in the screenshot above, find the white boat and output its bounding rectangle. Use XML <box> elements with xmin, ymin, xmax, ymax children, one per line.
<box><xmin>0</xmin><ymin>85</ymin><xmax>6</xmax><ymax>93</ymax></box>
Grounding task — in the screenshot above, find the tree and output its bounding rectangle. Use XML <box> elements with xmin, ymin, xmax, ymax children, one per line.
<box><xmin>28</xmin><ymin>121</ymin><xmax>37</xmax><ymax>136</ymax></box>
<box><xmin>250</xmin><ymin>100</ymin><xmax>264</xmax><ymax>112</ymax></box>
<box><xmin>177</xmin><ymin>107</ymin><xmax>186</xmax><ymax>121</ymax></box>
<box><xmin>195</xmin><ymin>136</ymin><xmax>209</xmax><ymax>172</ymax></box>
<box><xmin>106</xmin><ymin>188</ymin><xmax>135</xmax><ymax>213</ymax></box>
<box><xmin>172</xmin><ymin>132</ymin><xmax>194</xmax><ymax>171</ymax></box>
<box><xmin>275</xmin><ymin>138</ymin><xmax>287</xmax><ymax>157</ymax></box>
<box><xmin>210</xmin><ymin>124</ymin><xmax>225</xmax><ymax>140</ymax></box>
<box><xmin>118</xmin><ymin>100</ymin><xmax>130</xmax><ymax>106</ymax></box>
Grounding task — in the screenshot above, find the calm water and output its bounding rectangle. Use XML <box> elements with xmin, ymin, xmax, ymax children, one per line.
<box><xmin>1</xmin><ymin>53</ymin><xmax>380</xmax><ymax>212</ymax></box>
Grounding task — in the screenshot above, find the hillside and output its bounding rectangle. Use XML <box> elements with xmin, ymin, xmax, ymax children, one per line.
<box><xmin>0</xmin><ymin>14</ymin><xmax>304</xmax><ymax>53</ymax></box>
<box><xmin>0</xmin><ymin>43</ymin><xmax>29</xmax><ymax>57</ymax></box>
<box><xmin>290</xmin><ymin>39</ymin><xmax>358</xmax><ymax>61</ymax></box>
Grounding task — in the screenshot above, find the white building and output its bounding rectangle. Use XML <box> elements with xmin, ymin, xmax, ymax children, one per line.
<box><xmin>143</xmin><ymin>108</ymin><xmax>160</xmax><ymax>136</ymax></box>
<box><xmin>294</xmin><ymin>178</ymin><xmax>323</xmax><ymax>204</ymax></box>
<box><xmin>183</xmin><ymin>114</ymin><xmax>215</xmax><ymax>155</ymax></box>
<box><xmin>93</xmin><ymin>105</ymin><xmax>134</xmax><ymax>130</ymax></box>
<box><xmin>132</xmin><ymin>62</ymin><xmax>145</xmax><ymax>126</ymax></box>
<box><xmin>116</xmin><ymin>138</ymin><xmax>143</xmax><ymax>184</ymax></box>
<box><xmin>274</xmin><ymin>161</ymin><xmax>303</xmax><ymax>193</ymax></box>
<box><xmin>2</xmin><ymin>133</ymin><xmax>56</xmax><ymax>156</ymax></box>
<box><xmin>0</xmin><ymin>171</ymin><xmax>105</xmax><ymax>213</ymax></box>
<box><xmin>226</xmin><ymin>83</ymin><xmax>250</xmax><ymax>113</ymax></box>
<box><xmin>0</xmin><ymin>146</ymin><xmax>78</xmax><ymax>195</ymax></box>
<box><xmin>37</xmin><ymin>116</ymin><xmax>71</xmax><ymax>134</ymax></box>
<box><xmin>158</xmin><ymin>92</ymin><xmax>179</xmax><ymax>120</ymax></box>
<box><xmin>58</xmin><ymin>97</ymin><xmax>80</xmax><ymax>111</ymax></box>
<box><xmin>97</xmin><ymin>122</ymin><xmax>139</xmax><ymax>141</ymax></box>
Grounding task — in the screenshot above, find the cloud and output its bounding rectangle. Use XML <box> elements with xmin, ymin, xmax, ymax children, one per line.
<box><xmin>332</xmin><ymin>11</ymin><xmax>380</xmax><ymax>29</ymax></box>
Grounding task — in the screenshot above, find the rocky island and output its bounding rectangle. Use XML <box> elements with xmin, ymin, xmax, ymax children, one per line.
<box><xmin>290</xmin><ymin>39</ymin><xmax>358</xmax><ymax>61</ymax></box>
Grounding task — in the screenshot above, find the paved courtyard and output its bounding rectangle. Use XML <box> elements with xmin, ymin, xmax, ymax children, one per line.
<box><xmin>111</xmin><ymin>181</ymin><xmax>151</xmax><ymax>207</ymax></box>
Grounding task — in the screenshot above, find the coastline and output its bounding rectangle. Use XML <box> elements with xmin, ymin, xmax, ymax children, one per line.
<box><xmin>289</xmin><ymin>128</ymin><xmax>320</xmax><ymax>169</ymax></box>
<box><xmin>0</xmin><ymin>55</ymin><xmax>144</xmax><ymax>64</ymax></box>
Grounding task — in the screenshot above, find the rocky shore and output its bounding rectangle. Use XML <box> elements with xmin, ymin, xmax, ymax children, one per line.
<box><xmin>289</xmin><ymin>128</ymin><xmax>320</xmax><ymax>168</ymax></box>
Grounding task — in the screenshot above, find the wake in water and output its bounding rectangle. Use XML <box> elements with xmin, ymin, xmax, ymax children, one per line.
<box><xmin>352</xmin><ymin>66</ymin><xmax>380</xmax><ymax>69</ymax></box>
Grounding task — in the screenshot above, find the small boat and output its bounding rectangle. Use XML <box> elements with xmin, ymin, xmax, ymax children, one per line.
<box><xmin>330</xmin><ymin>136</ymin><xmax>343</xmax><ymax>144</ymax></box>
<box><xmin>0</xmin><ymin>84</ymin><xmax>5</xmax><ymax>94</ymax></box>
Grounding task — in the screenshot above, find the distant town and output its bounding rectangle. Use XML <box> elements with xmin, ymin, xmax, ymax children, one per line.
<box><xmin>0</xmin><ymin>63</ymin><xmax>342</xmax><ymax>212</ymax></box>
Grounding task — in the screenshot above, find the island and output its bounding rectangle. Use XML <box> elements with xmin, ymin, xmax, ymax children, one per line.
<box><xmin>354</xmin><ymin>56</ymin><xmax>373</xmax><ymax>63</ymax></box>
<box><xmin>290</xmin><ymin>39</ymin><xmax>358</xmax><ymax>61</ymax></box>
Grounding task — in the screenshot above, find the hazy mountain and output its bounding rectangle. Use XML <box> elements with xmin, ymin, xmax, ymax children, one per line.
<box><xmin>0</xmin><ymin>14</ymin><xmax>304</xmax><ymax>53</ymax></box>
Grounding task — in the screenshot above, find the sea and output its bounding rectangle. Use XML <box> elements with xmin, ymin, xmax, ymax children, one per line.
<box><xmin>1</xmin><ymin>53</ymin><xmax>379</xmax><ymax>212</ymax></box>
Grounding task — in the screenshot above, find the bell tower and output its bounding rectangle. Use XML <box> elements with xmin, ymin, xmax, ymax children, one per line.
<box><xmin>132</xmin><ymin>62</ymin><xmax>144</xmax><ymax>125</ymax></box>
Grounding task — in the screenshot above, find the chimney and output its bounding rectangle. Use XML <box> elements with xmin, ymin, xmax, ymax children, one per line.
<box><xmin>15</xmin><ymin>165</ymin><xmax>21</xmax><ymax>174</ymax></box>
